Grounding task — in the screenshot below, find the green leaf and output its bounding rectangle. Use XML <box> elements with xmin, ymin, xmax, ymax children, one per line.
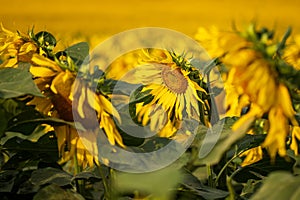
<box><xmin>0</xmin><ymin>98</ymin><xmax>27</xmax><ymax>137</ymax></box>
<box><xmin>1</xmin><ymin>151</ymin><xmax>33</xmax><ymax>170</ymax></box>
<box><xmin>7</xmin><ymin>109</ymin><xmax>44</xmax><ymax>135</ymax></box>
<box><xmin>226</xmin><ymin>134</ymin><xmax>266</xmax><ymax>158</ymax></box>
<box><xmin>140</xmin><ymin>137</ymin><xmax>172</xmax><ymax>152</ymax></box>
<box><xmin>113</xmin><ymin>166</ymin><xmax>183</xmax><ymax>199</ymax></box>
<box><xmin>233</xmin><ymin>155</ymin><xmax>294</xmax><ymax>183</ymax></box>
<box><xmin>129</xmin><ymin>86</ymin><xmax>153</xmax><ymax>105</ymax></box>
<box><xmin>64</xmin><ymin>42</ymin><xmax>89</xmax><ymax>66</ymax></box>
<box><xmin>30</xmin><ymin>167</ymin><xmax>72</xmax><ymax>187</ymax></box>
<box><xmin>181</xmin><ymin>184</ymin><xmax>229</xmax><ymax>200</ymax></box>
<box><xmin>33</xmin><ymin>184</ymin><xmax>85</xmax><ymax>200</ymax></box>
<box><xmin>0</xmin><ymin>170</ymin><xmax>19</xmax><ymax>192</ymax></box>
<box><xmin>251</xmin><ymin>171</ymin><xmax>300</xmax><ymax>200</ymax></box>
<box><xmin>73</xmin><ymin>171</ymin><xmax>101</xmax><ymax>182</ymax></box>
<box><xmin>181</xmin><ymin>170</ymin><xmax>229</xmax><ymax>200</ymax></box>
<box><xmin>100</xmin><ymin>79</ymin><xmax>140</xmax><ymax>96</ymax></box>
<box><xmin>287</xmin><ymin>149</ymin><xmax>300</xmax><ymax>175</ymax></box>
<box><xmin>196</xmin><ymin>117</ymin><xmax>254</xmax><ymax>165</ymax></box>
<box><xmin>6</xmin><ymin>114</ymin><xmax>79</xmax><ymax>134</ymax></box>
<box><xmin>1</xmin><ymin>125</ymin><xmax>53</xmax><ymax>146</ymax></box>
<box><xmin>2</xmin><ymin>131</ymin><xmax>58</xmax><ymax>166</ymax></box>
<box><xmin>0</xmin><ymin>67</ymin><xmax>43</xmax><ymax>99</ymax></box>
<box><xmin>240</xmin><ymin>179</ymin><xmax>262</xmax><ymax>199</ymax></box>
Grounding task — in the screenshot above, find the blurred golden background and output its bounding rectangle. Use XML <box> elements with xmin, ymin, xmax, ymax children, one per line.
<box><xmin>1</xmin><ymin>0</ymin><xmax>299</xmax><ymax>40</ymax></box>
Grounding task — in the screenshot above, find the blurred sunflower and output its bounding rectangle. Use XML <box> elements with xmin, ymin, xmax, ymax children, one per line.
<box><xmin>105</xmin><ymin>50</ymin><xmax>140</xmax><ymax>80</ymax></box>
<box><xmin>195</xmin><ymin>26</ymin><xmax>248</xmax><ymax>59</ymax></box>
<box><xmin>195</xmin><ymin>24</ymin><xmax>299</xmax><ymax>162</ymax></box>
<box><xmin>133</xmin><ymin>49</ymin><xmax>209</xmax><ymax>137</ymax></box>
<box><xmin>239</xmin><ymin>147</ymin><xmax>263</xmax><ymax>167</ymax></box>
<box><xmin>283</xmin><ymin>34</ymin><xmax>300</xmax><ymax>70</ymax></box>
<box><xmin>291</xmin><ymin>126</ymin><xmax>300</xmax><ymax>155</ymax></box>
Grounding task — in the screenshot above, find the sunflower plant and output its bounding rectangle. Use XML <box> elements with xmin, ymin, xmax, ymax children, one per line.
<box><xmin>0</xmin><ymin>22</ymin><xmax>300</xmax><ymax>200</ymax></box>
<box><xmin>195</xmin><ymin>23</ymin><xmax>300</xmax><ymax>196</ymax></box>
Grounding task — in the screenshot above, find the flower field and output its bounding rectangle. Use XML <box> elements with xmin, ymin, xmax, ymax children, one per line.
<box><xmin>1</xmin><ymin>1</ymin><xmax>300</xmax><ymax>199</ymax></box>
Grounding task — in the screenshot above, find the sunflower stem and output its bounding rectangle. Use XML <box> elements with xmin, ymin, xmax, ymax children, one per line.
<box><xmin>73</xmin><ymin>153</ymin><xmax>84</xmax><ymax>195</ymax></box>
<box><xmin>186</xmin><ymin>146</ymin><xmax>199</xmax><ymax>171</ymax></box>
<box><xmin>226</xmin><ymin>176</ymin><xmax>236</xmax><ymax>200</ymax></box>
<box><xmin>206</xmin><ymin>68</ymin><xmax>220</xmax><ymax>125</ymax></box>
<box><xmin>207</xmin><ymin>165</ymin><xmax>215</xmax><ymax>188</ymax></box>
<box><xmin>97</xmin><ymin>162</ymin><xmax>110</xmax><ymax>199</ymax></box>
<box><xmin>214</xmin><ymin>151</ymin><xmax>241</xmax><ymax>186</ymax></box>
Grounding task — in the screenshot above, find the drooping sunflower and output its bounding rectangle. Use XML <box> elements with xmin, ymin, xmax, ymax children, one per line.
<box><xmin>132</xmin><ymin>49</ymin><xmax>209</xmax><ymax>137</ymax></box>
<box><xmin>0</xmin><ymin>24</ymin><xmax>57</xmax><ymax>68</ymax></box>
<box><xmin>195</xmin><ymin>24</ymin><xmax>300</xmax><ymax>163</ymax></box>
<box><xmin>0</xmin><ymin>26</ymin><xmax>124</xmax><ymax>168</ymax></box>
<box><xmin>33</xmin><ymin>57</ymin><xmax>126</xmax><ymax>167</ymax></box>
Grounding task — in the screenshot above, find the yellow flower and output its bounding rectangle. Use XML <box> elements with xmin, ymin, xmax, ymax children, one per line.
<box><xmin>196</xmin><ymin>25</ymin><xmax>299</xmax><ymax>160</ymax></box>
<box><xmin>283</xmin><ymin>35</ymin><xmax>300</xmax><ymax>70</ymax></box>
<box><xmin>195</xmin><ymin>26</ymin><xmax>248</xmax><ymax>58</ymax></box>
<box><xmin>31</xmin><ymin>68</ymin><xmax>125</xmax><ymax>166</ymax></box>
<box><xmin>0</xmin><ymin>25</ymin><xmax>125</xmax><ymax>167</ymax></box>
<box><xmin>262</xmin><ymin>105</ymin><xmax>289</xmax><ymax>159</ymax></box>
<box><xmin>223</xmin><ymin>67</ymin><xmax>250</xmax><ymax>117</ymax></box>
<box><xmin>30</xmin><ymin>69</ymin><xmax>95</xmax><ymax>166</ymax></box>
<box><xmin>27</xmin><ymin>55</ymin><xmax>63</xmax><ymax>117</ymax></box>
<box><xmin>290</xmin><ymin>126</ymin><xmax>300</xmax><ymax>155</ymax></box>
<box><xmin>55</xmin><ymin>125</ymin><xmax>96</xmax><ymax>168</ymax></box>
<box><xmin>70</xmin><ymin>78</ymin><xmax>124</xmax><ymax>147</ymax></box>
<box><xmin>105</xmin><ymin>50</ymin><xmax>140</xmax><ymax>80</ymax></box>
<box><xmin>239</xmin><ymin>129</ymin><xmax>264</xmax><ymax>166</ymax></box>
<box><xmin>0</xmin><ymin>24</ymin><xmax>40</xmax><ymax>67</ymax></box>
<box><xmin>240</xmin><ymin>146</ymin><xmax>263</xmax><ymax>167</ymax></box>
<box><xmin>48</xmin><ymin>70</ymin><xmax>125</xmax><ymax>166</ymax></box>
<box><xmin>133</xmin><ymin>49</ymin><xmax>208</xmax><ymax>137</ymax></box>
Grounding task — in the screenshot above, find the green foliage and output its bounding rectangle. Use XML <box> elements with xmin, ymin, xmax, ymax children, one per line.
<box><xmin>195</xmin><ymin>117</ymin><xmax>254</xmax><ymax>165</ymax></box>
<box><xmin>113</xmin><ymin>166</ymin><xmax>183</xmax><ymax>199</ymax></box>
<box><xmin>0</xmin><ymin>39</ymin><xmax>300</xmax><ymax>200</ymax></box>
<box><xmin>64</xmin><ymin>42</ymin><xmax>89</xmax><ymax>67</ymax></box>
<box><xmin>251</xmin><ymin>171</ymin><xmax>300</xmax><ymax>200</ymax></box>
<box><xmin>33</xmin><ymin>184</ymin><xmax>85</xmax><ymax>200</ymax></box>
<box><xmin>0</xmin><ymin>67</ymin><xmax>43</xmax><ymax>99</ymax></box>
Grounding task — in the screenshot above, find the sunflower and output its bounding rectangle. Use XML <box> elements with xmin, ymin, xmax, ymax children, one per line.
<box><xmin>133</xmin><ymin>49</ymin><xmax>209</xmax><ymax>137</ymax></box>
<box><xmin>195</xmin><ymin>26</ymin><xmax>248</xmax><ymax>59</ymax></box>
<box><xmin>29</xmin><ymin>65</ymin><xmax>101</xmax><ymax>168</ymax></box>
<box><xmin>0</xmin><ymin>26</ymin><xmax>124</xmax><ymax>168</ymax></box>
<box><xmin>105</xmin><ymin>50</ymin><xmax>140</xmax><ymax>80</ymax></box>
<box><xmin>239</xmin><ymin>146</ymin><xmax>263</xmax><ymax>167</ymax></box>
<box><xmin>0</xmin><ymin>24</ymin><xmax>28</xmax><ymax>67</ymax></box>
<box><xmin>34</xmin><ymin>64</ymin><xmax>125</xmax><ymax>167</ymax></box>
<box><xmin>0</xmin><ymin>24</ymin><xmax>57</xmax><ymax>68</ymax></box>
<box><xmin>283</xmin><ymin>34</ymin><xmax>300</xmax><ymax>70</ymax></box>
<box><xmin>291</xmin><ymin>126</ymin><xmax>300</xmax><ymax>155</ymax></box>
<box><xmin>195</xmin><ymin>24</ymin><xmax>299</xmax><ymax>162</ymax></box>
<box><xmin>69</xmin><ymin>77</ymin><xmax>124</xmax><ymax>147</ymax></box>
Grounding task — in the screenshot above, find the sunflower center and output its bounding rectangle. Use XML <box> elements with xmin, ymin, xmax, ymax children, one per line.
<box><xmin>162</xmin><ymin>67</ymin><xmax>188</xmax><ymax>94</ymax></box>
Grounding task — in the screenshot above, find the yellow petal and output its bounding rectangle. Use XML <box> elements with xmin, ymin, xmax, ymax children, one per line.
<box><xmin>291</xmin><ymin>126</ymin><xmax>300</xmax><ymax>155</ymax></box>
<box><xmin>77</xmin><ymin>87</ymin><xmax>86</xmax><ymax>118</ymax></box>
<box><xmin>99</xmin><ymin>95</ymin><xmax>121</xmax><ymax>123</ymax></box>
<box><xmin>31</xmin><ymin>54</ymin><xmax>61</xmax><ymax>71</ymax></box>
<box><xmin>30</xmin><ymin>66</ymin><xmax>58</xmax><ymax>77</ymax></box>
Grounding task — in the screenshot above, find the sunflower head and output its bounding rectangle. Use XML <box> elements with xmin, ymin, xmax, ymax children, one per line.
<box><xmin>130</xmin><ymin>49</ymin><xmax>210</xmax><ymax>138</ymax></box>
<box><xmin>197</xmin><ymin>24</ymin><xmax>300</xmax><ymax>162</ymax></box>
<box><xmin>161</xmin><ymin>65</ymin><xmax>188</xmax><ymax>94</ymax></box>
